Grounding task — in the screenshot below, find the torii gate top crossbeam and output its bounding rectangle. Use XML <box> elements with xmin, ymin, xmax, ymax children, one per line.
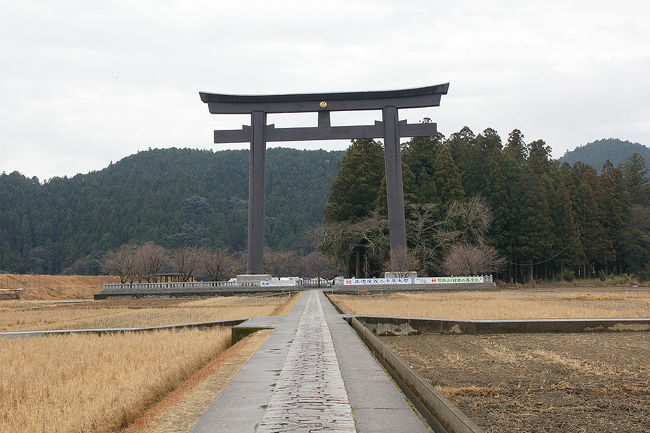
<box><xmin>199</xmin><ymin>83</ymin><xmax>449</xmax><ymax>114</ymax></box>
<box><xmin>199</xmin><ymin>83</ymin><xmax>449</xmax><ymax>143</ymax></box>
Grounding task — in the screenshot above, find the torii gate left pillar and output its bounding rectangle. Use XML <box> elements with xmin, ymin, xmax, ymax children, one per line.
<box><xmin>200</xmin><ymin>84</ymin><xmax>449</xmax><ymax>274</ymax></box>
<box><xmin>248</xmin><ymin>111</ymin><xmax>266</xmax><ymax>273</ymax></box>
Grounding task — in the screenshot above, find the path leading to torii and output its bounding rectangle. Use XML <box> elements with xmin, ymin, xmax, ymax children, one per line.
<box><xmin>190</xmin><ymin>290</ymin><xmax>431</xmax><ymax>433</ymax></box>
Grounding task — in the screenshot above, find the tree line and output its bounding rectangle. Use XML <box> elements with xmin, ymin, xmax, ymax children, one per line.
<box><xmin>2</xmin><ymin>130</ymin><xmax>648</xmax><ymax>283</ymax></box>
<box><xmin>321</xmin><ymin>124</ymin><xmax>650</xmax><ymax>282</ymax></box>
<box><xmin>102</xmin><ymin>241</ymin><xmax>336</xmax><ymax>285</ymax></box>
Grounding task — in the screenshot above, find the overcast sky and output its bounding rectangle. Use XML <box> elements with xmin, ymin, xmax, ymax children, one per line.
<box><xmin>1</xmin><ymin>0</ymin><xmax>649</xmax><ymax>181</ymax></box>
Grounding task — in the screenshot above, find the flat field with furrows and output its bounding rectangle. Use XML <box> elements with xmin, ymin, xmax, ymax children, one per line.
<box><xmin>385</xmin><ymin>332</ymin><xmax>649</xmax><ymax>433</ymax></box>
<box><xmin>331</xmin><ymin>288</ymin><xmax>650</xmax><ymax>319</ymax></box>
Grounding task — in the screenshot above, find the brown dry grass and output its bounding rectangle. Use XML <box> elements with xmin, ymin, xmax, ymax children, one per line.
<box><xmin>0</xmin><ymin>273</ymin><xmax>119</xmax><ymax>300</ymax></box>
<box><xmin>0</xmin><ymin>295</ymin><xmax>291</xmax><ymax>332</ymax></box>
<box><xmin>0</xmin><ymin>327</ymin><xmax>231</xmax><ymax>433</ymax></box>
<box><xmin>330</xmin><ymin>289</ymin><xmax>650</xmax><ymax>319</ymax></box>
<box><xmin>121</xmin><ymin>294</ymin><xmax>303</xmax><ymax>433</ymax></box>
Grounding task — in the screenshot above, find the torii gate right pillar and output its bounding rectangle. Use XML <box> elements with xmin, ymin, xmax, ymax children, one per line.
<box><xmin>382</xmin><ymin>105</ymin><xmax>407</xmax><ymax>257</ymax></box>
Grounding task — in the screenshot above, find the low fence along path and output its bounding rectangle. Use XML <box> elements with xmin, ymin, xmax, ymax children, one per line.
<box><xmin>190</xmin><ymin>290</ymin><xmax>429</xmax><ymax>433</ymax></box>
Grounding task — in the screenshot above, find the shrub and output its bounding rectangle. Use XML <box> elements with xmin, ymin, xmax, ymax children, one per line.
<box><xmin>562</xmin><ymin>268</ymin><xmax>575</xmax><ymax>282</ymax></box>
<box><xmin>606</xmin><ymin>274</ymin><xmax>636</xmax><ymax>285</ymax></box>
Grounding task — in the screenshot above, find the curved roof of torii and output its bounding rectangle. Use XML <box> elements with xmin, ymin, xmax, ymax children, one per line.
<box><xmin>199</xmin><ymin>83</ymin><xmax>449</xmax><ymax>114</ymax></box>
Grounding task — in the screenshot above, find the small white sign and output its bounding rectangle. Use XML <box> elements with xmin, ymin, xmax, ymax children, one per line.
<box><xmin>343</xmin><ymin>278</ymin><xmax>412</xmax><ymax>286</ymax></box>
<box><xmin>414</xmin><ymin>276</ymin><xmax>485</xmax><ymax>284</ymax></box>
<box><xmin>260</xmin><ymin>280</ymin><xmax>299</xmax><ymax>287</ymax></box>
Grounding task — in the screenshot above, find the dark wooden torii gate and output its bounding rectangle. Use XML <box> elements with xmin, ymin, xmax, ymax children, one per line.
<box><xmin>199</xmin><ymin>83</ymin><xmax>449</xmax><ymax>274</ymax></box>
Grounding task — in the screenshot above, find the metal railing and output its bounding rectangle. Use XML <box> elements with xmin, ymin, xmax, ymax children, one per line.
<box><xmin>100</xmin><ymin>279</ymin><xmax>304</xmax><ymax>294</ymax></box>
<box><xmin>103</xmin><ymin>281</ymin><xmax>258</xmax><ymax>290</ymax></box>
<box><xmin>101</xmin><ymin>274</ymin><xmax>495</xmax><ymax>294</ymax></box>
<box><xmin>0</xmin><ymin>288</ymin><xmax>23</xmax><ymax>299</ymax></box>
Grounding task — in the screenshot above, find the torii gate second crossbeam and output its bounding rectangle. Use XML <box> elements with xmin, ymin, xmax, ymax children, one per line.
<box><xmin>199</xmin><ymin>83</ymin><xmax>449</xmax><ymax>274</ymax></box>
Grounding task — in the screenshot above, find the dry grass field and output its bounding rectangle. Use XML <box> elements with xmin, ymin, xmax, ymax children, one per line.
<box><xmin>385</xmin><ymin>333</ymin><xmax>650</xmax><ymax>433</ymax></box>
<box><xmin>0</xmin><ymin>295</ymin><xmax>292</xmax><ymax>331</ymax></box>
<box><xmin>0</xmin><ymin>273</ymin><xmax>119</xmax><ymax>299</ymax></box>
<box><xmin>331</xmin><ymin>288</ymin><xmax>650</xmax><ymax>319</ymax></box>
<box><xmin>123</xmin><ymin>330</ymin><xmax>273</xmax><ymax>433</ymax></box>
<box><xmin>0</xmin><ymin>293</ymin><xmax>301</xmax><ymax>433</ymax></box>
<box><xmin>0</xmin><ymin>328</ymin><xmax>231</xmax><ymax>433</ymax></box>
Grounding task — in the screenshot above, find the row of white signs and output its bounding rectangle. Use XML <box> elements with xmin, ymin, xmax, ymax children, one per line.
<box><xmin>342</xmin><ymin>276</ymin><xmax>486</xmax><ymax>286</ymax></box>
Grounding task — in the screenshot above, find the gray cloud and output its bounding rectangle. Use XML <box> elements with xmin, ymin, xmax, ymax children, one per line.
<box><xmin>1</xmin><ymin>0</ymin><xmax>648</xmax><ymax>180</ymax></box>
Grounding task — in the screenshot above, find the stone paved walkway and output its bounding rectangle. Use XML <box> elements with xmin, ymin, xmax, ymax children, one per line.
<box><xmin>257</xmin><ymin>292</ymin><xmax>355</xmax><ymax>432</ymax></box>
<box><xmin>190</xmin><ymin>290</ymin><xmax>430</xmax><ymax>433</ymax></box>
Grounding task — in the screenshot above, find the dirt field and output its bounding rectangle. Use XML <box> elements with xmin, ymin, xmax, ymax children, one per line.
<box><xmin>0</xmin><ymin>273</ymin><xmax>119</xmax><ymax>299</ymax></box>
<box><xmin>331</xmin><ymin>288</ymin><xmax>650</xmax><ymax>319</ymax></box>
<box><xmin>0</xmin><ymin>294</ymin><xmax>293</xmax><ymax>331</ymax></box>
<box><xmin>384</xmin><ymin>333</ymin><xmax>650</xmax><ymax>433</ymax></box>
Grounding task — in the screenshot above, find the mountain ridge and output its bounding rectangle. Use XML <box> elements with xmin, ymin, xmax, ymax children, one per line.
<box><xmin>560</xmin><ymin>138</ymin><xmax>650</xmax><ymax>170</ymax></box>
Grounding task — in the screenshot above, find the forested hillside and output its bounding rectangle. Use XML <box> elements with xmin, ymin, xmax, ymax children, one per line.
<box><xmin>560</xmin><ymin>138</ymin><xmax>650</xmax><ymax>170</ymax></box>
<box><xmin>0</xmin><ymin>148</ymin><xmax>345</xmax><ymax>274</ymax></box>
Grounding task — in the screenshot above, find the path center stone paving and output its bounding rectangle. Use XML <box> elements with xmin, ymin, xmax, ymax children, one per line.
<box><xmin>256</xmin><ymin>291</ymin><xmax>355</xmax><ymax>432</ymax></box>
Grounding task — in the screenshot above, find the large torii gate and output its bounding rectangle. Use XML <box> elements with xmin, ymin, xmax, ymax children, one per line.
<box><xmin>199</xmin><ymin>83</ymin><xmax>449</xmax><ymax>274</ymax></box>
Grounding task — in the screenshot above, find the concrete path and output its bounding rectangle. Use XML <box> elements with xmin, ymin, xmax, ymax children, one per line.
<box><xmin>190</xmin><ymin>290</ymin><xmax>430</xmax><ymax>433</ymax></box>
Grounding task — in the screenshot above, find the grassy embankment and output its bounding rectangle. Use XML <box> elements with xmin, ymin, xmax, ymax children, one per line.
<box><xmin>330</xmin><ymin>289</ymin><xmax>650</xmax><ymax>319</ymax></box>
<box><xmin>0</xmin><ymin>273</ymin><xmax>118</xmax><ymax>299</ymax></box>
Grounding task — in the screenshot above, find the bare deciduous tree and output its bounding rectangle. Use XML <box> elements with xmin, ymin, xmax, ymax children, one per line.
<box><xmin>407</xmin><ymin>195</ymin><xmax>494</xmax><ymax>274</ymax></box>
<box><xmin>101</xmin><ymin>244</ymin><xmax>137</xmax><ymax>283</ymax></box>
<box><xmin>442</xmin><ymin>243</ymin><xmax>507</xmax><ymax>276</ymax></box>
<box><xmin>263</xmin><ymin>250</ymin><xmax>300</xmax><ymax>277</ymax></box>
<box><xmin>317</xmin><ymin>214</ymin><xmax>389</xmax><ymax>277</ymax></box>
<box><xmin>202</xmin><ymin>247</ymin><xmax>240</xmax><ymax>281</ymax></box>
<box><xmin>303</xmin><ymin>251</ymin><xmax>333</xmax><ymax>286</ymax></box>
<box><xmin>383</xmin><ymin>246</ymin><xmax>420</xmax><ymax>277</ymax></box>
<box><xmin>407</xmin><ymin>203</ymin><xmax>459</xmax><ymax>274</ymax></box>
<box><xmin>170</xmin><ymin>247</ymin><xmax>202</xmax><ymax>282</ymax></box>
<box><xmin>316</xmin><ymin>222</ymin><xmax>358</xmax><ymax>276</ymax></box>
<box><xmin>454</xmin><ymin>195</ymin><xmax>494</xmax><ymax>244</ymax></box>
<box><xmin>135</xmin><ymin>242</ymin><xmax>168</xmax><ymax>282</ymax></box>
<box><xmin>350</xmin><ymin>213</ymin><xmax>389</xmax><ymax>266</ymax></box>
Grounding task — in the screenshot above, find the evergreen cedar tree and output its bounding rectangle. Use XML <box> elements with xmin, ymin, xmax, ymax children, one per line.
<box><xmin>325</xmin><ymin>139</ymin><xmax>385</xmax><ymax>222</ymax></box>
<box><xmin>1</xmin><ymin>135</ymin><xmax>649</xmax><ymax>281</ymax></box>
